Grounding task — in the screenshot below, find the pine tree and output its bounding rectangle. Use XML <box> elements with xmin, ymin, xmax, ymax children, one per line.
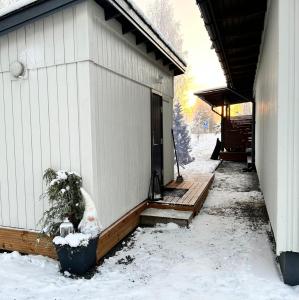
<box><xmin>173</xmin><ymin>102</ymin><xmax>193</xmax><ymax>166</ymax></box>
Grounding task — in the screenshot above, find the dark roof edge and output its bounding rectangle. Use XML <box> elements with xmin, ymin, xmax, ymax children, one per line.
<box><xmin>102</xmin><ymin>0</ymin><xmax>186</xmax><ymax>73</ymax></box>
<box><xmin>0</xmin><ymin>0</ymin><xmax>82</xmax><ymax>35</ymax></box>
<box><xmin>226</xmin><ymin>87</ymin><xmax>251</xmax><ymax>102</ymax></box>
<box><xmin>0</xmin><ymin>0</ymin><xmax>186</xmax><ymax>75</ymax></box>
<box><xmin>195</xmin><ymin>87</ymin><xmax>251</xmax><ymax>101</ymax></box>
<box><xmin>196</xmin><ymin>0</ymin><xmax>267</xmax><ymax>97</ymax></box>
<box><xmin>196</xmin><ymin>0</ymin><xmax>232</xmax><ymax>87</ymax></box>
<box><xmin>195</xmin><ymin>87</ymin><xmax>251</xmax><ymax>107</ymax></box>
<box><xmin>123</xmin><ymin>0</ymin><xmax>186</xmax><ymax>67</ymax></box>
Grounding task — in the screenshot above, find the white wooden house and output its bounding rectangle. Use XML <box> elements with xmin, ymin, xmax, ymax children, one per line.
<box><xmin>197</xmin><ymin>0</ymin><xmax>299</xmax><ymax>286</ymax></box>
<box><xmin>0</xmin><ymin>0</ymin><xmax>185</xmax><ymax>257</ymax></box>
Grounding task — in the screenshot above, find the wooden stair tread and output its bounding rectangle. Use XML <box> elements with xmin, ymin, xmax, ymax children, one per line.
<box><xmin>141</xmin><ymin>208</ymin><xmax>193</xmax><ymax>219</ymax></box>
<box><xmin>140</xmin><ymin>208</ymin><xmax>193</xmax><ymax>227</ymax></box>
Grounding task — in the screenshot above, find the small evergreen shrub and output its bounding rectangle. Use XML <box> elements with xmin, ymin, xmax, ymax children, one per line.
<box><xmin>39</xmin><ymin>168</ymin><xmax>85</xmax><ymax>237</ymax></box>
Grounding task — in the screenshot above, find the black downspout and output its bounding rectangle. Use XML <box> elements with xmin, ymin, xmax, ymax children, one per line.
<box><xmin>252</xmin><ymin>101</ymin><xmax>256</xmax><ymax>167</ymax></box>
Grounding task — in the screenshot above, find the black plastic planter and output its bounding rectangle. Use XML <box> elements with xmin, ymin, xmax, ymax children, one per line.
<box><xmin>54</xmin><ymin>236</ymin><xmax>99</xmax><ymax>276</ymax></box>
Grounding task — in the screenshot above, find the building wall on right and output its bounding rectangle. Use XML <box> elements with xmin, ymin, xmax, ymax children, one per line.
<box><xmin>254</xmin><ymin>0</ymin><xmax>279</xmax><ymax>251</ymax></box>
<box><xmin>254</xmin><ymin>0</ymin><xmax>299</xmax><ymax>254</ymax></box>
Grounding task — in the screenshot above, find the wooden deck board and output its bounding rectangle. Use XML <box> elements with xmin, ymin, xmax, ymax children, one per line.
<box><xmin>177</xmin><ymin>181</ymin><xmax>205</xmax><ymax>205</ymax></box>
<box><xmin>186</xmin><ymin>182</ymin><xmax>209</xmax><ymax>205</ymax></box>
<box><xmin>163</xmin><ymin>196</ymin><xmax>175</xmax><ymax>203</ymax></box>
<box><xmin>0</xmin><ymin>200</ymin><xmax>148</xmax><ymax>263</ymax></box>
<box><xmin>167</xmin><ymin>180</ymin><xmax>194</xmax><ymax>189</ymax></box>
<box><xmin>149</xmin><ymin>173</ymin><xmax>214</xmax><ymax>213</ymax></box>
<box><xmin>160</xmin><ymin>195</ymin><xmax>187</xmax><ymax>205</ymax></box>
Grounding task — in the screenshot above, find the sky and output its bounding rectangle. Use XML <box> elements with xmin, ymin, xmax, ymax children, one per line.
<box><xmin>0</xmin><ymin>0</ymin><xmax>226</xmax><ymax>95</ymax></box>
<box><xmin>0</xmin><ymin>0</ymin><xmax>225</xmax><ymax>90</ymax></box>
<box><xmin>132</xmin><ymin>0</ymin><xmax>226</xmax><ymax>90</ymax></box>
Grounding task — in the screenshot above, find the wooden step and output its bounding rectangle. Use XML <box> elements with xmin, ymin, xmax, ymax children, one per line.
<box><xmin>140</xmin><ymin>208</ymin><xmax>193</xmax><ymax>227</ymax></box>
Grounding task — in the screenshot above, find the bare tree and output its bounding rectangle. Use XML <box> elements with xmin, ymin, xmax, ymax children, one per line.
<box><xmin>192</xmin><ymin>105</ymin><xmax>212</xmax><ymax>138</ymax></box>
<box><xmin>146</xmin><ymin>0</ymin><xmax>184</xmax><ymax>57</ymax></box>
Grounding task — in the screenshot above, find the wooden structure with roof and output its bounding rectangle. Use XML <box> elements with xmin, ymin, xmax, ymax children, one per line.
<box><xmin>195</xmin><ymin>0</ymin><xmax>267</xmax><ymax>164</ymax></box>
<box><xmin>196</xmin><ymin>0</ymin><xmax>267</xmax><ymax>99</ymax></box>
<box><xmin>195</xmin><ymin>87</ymin><xmax>253</xmax><ymax>162</ymax></box>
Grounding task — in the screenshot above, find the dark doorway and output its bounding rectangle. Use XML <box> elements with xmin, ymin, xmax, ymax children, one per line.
<box><xmin>151</xmin><ymin>92</ymin><xmax>164</xmax><ymax>187</ymax></box>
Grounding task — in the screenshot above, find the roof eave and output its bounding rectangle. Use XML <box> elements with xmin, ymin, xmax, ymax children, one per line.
<box><xmin>102</xmin><ymin>0</ymin><xmax>186</xmax><ymax>74</ymax></box>
<box><xmin>196</xmin><ymin>0</ymin><xmax>232</xmax><ymax>87</ymax></box>
<box><xmin>195</xmin><ymin>87</ymin><xmax>251</xmax><ymax>107</ymax></box>
<box><xmin>0</xmin><ymin>0</ymin><xmax>185</xmax><ymax>76</ymax></box>
<box><xmin>196</xmin><ymin>0</ymin><xmax>267</xmax><ymax>98</ymax></box>
<box><xmin>0</xmin><ymin>0</ymin><xmax>82</xmax><ymax>35</ymax></box>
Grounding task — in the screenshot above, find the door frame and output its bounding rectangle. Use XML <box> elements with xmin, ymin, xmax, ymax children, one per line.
<box><xmin>150</xmin><ymin>90</ymin><xmax>164</xmax><ymax>186</ymax></box>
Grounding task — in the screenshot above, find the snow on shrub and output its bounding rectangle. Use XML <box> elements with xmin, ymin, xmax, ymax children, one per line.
<box><xmin>39</xmin><ymin>169</ymin><xmax>85</xmax><ymax>237</ymax></box>
<box><xmin>39</xmin><ymin>168</ymin><xmax>102</xmax><ymax>248</ymax></box>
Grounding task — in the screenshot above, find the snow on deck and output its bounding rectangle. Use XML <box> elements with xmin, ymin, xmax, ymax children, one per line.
<box><xmin>177</xmin><ymin>133</ymin><xmax>221</xmax><ymax>179</ymax></box>
<box><xmin>0</xmin><ymin>135</ymin><xmax>299</xmax><ymax>299</ymax></box>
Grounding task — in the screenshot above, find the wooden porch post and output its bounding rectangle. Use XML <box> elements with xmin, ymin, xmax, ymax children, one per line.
<box><xmin>221</xmin><ymin>105</ymin><xmax>224</xmax><ymax>151</ymax></box>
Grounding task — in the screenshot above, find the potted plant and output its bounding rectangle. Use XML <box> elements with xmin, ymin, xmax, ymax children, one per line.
<box><xmin>40</xmin><ymin>169</ymin><xmax>101</xmax><ymax>276</ymax></box>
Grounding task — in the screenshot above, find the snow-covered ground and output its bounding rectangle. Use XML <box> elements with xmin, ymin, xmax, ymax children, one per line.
<box><xmin>178</xmin><ymin>133</ymin><xmax>221</xmax><ymax>178</ymax></box>
<box><xmin>1</xmin><ymin>135</ymin><xmax>299</xmax><ymax>299</ymax></box>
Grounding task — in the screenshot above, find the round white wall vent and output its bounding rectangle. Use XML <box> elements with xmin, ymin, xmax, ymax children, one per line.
<box><xmin>10</xmin><ymin>61</ymin><xmax>25</xmax><ymax>78</ymax></box>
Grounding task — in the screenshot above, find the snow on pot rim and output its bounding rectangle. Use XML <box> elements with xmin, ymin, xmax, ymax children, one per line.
<box><xmin>53</xmin><ymin>233</ymin><xmax>96</xmax><ymax>248</ymax></box>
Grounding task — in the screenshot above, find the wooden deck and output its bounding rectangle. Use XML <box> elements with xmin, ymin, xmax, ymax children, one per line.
<box><xmin>149</xmin><ymin>174</ymin><xmax>215</xmax><ymax>215</ymax></box>
<box><xmin>0</xmin><ymin>174</ymin><xmax>214</xmax><ymax>260</ymax></box>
